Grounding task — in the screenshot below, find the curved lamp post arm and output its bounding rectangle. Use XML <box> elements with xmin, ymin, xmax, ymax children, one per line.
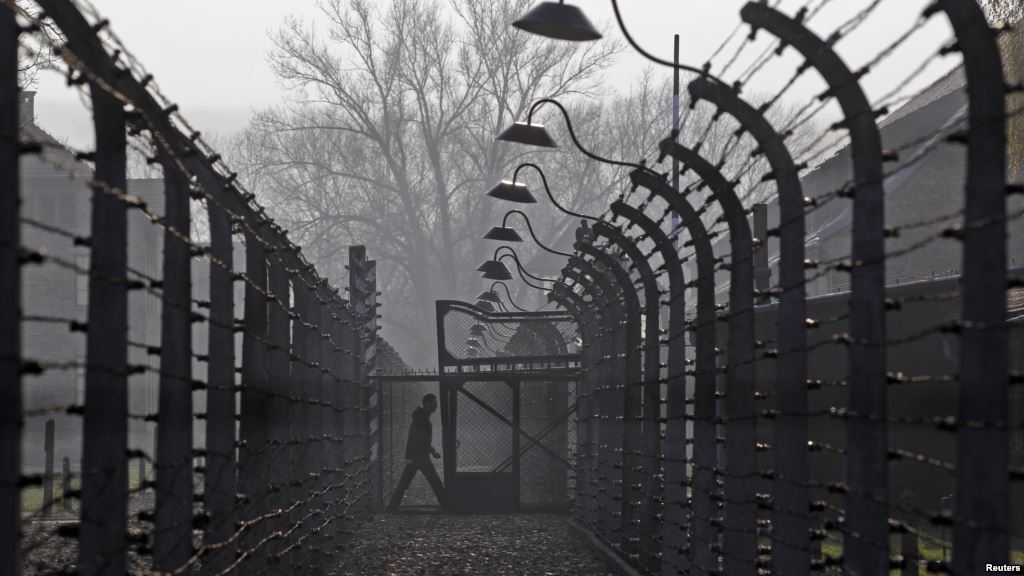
<box><xmin>609</xmin><ymin>0</ymin><xmax>726</xmax><ymax>82</ymax></box>
<box><xmin>524</xmin><ymin>99</ymin><xmax>646</xmax><ymax>171</ymax></box>
<box><xmin>494</xmin><ymin>247</ymin><xmax>552</xmax><ymax>292</ymax></box>
<box><xmin>490</xmin><ymin>280</ymin><xmax>532</xmax><ymax>313</ymax></box>
<box><xmin>502</xmin><ymin>209</ymin><xmax>574</xmax><ymax>257</ymax></box>
<box><xmin>499</xmin><ymin>254</ymin><xmax>550</xmax><ymax>293</ymax></box>
<box><xmin>513</xmin><ymin>162</ymin><xmax>600</xmax><ymax>223</ymax></box>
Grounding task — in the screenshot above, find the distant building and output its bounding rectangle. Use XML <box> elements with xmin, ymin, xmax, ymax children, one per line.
<box><xmin>723</xmin><ymin>66</ymin><xmax>1023</xmax><ymax>298</ymax></box>
<box><xmin>20</xmin><ymin>90</ymin><xmax>166</xmax><ymax>472</ymax></box>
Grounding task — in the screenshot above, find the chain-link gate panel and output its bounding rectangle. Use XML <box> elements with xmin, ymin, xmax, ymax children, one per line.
<box><xmin>518</xmin><ymin>380</ymin><xmax>576</xmax><ymax>510</ymax></box>
<box><xmin>455</xmin><ymin>381</ymin><xmax>513</xmax><ymax>473</ymax></box>
<box><xmin>435</xmin><ymin>300</ymin><xmax>583</xmax><ymax>513</ymax></box>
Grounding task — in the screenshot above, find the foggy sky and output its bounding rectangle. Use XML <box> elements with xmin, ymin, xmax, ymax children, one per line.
<box><xmin>32</xmin><ymin>0</ymin><xmax>958</xmax><ymax>151</ymax></box>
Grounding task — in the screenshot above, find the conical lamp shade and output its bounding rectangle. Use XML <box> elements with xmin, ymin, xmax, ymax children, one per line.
<box><xmin>477</xmin><ymin>259</ymin><xmax>514</xmax><ymax>281</ymax></box>
<box><xmin>476</xmin><ymin>291</ymin><xmax>501</xmax><ymax>303</ymax></box>
<box><xmin>483</xmin><ymin>226</ymin><xmax>524</xmax><ymax>242</ymax></box>
<box><xmin>496</xmin><ymin>122</ymin><xmax>557</xmax><ymax>148</ymax></box>
<box><xmin>487</xmin><ymin>180</ymin><xmax>537</xmax><ymax>204</ymax></box>
<box><xmin>512</xmin><ymin>2</ymin><xmax>602</xmax><ymax>42</ymax></box>
<box><xmin>475</xmin><ymin>300</ymin><xmax>496</xmax><ymax>312</ymax></box>
<box><xmin>469</xmin><ymin>324</ymin><xmax>486</xmax><ymax>336</ymax></box>
<box><xmin>482</xmin><ymin>269</ymin><xmax>514</xmax><ymax>281</ymax></box>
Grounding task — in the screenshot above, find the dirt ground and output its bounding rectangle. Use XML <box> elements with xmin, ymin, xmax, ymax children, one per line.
<box><xmin>334</xmin><ymin>513</ymin><xmax>614</xmax><ymax>576</ymax></box>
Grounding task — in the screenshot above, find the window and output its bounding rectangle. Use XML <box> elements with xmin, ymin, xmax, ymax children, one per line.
<box><xmin>76</xmin><ymin>254</ymin><xmax>89</xmax><ymax>306</ymax></box>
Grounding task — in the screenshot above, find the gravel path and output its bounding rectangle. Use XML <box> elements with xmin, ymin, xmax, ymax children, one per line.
<box><xmin>334</xmin><ymin>514</ymin><xmax>613</xmax><ymax>576</ymax></box>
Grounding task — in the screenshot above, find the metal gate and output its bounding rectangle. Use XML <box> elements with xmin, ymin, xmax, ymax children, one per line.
<box><xmin>435</xmin><ymin>300</ymin><xmax>581</xmax><ymax>513</ymax></box>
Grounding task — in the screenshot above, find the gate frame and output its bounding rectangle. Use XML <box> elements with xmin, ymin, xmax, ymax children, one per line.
<box><xmin>435</xmin><ymin>300</ymin><xmax>582</xmax><ymax>513</ymax></box>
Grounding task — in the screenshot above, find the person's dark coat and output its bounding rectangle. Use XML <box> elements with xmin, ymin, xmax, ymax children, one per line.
<box><xmin>404</xmin><ymin>406</ymin><xmax>433</xmax><ymax>460</ymax></box>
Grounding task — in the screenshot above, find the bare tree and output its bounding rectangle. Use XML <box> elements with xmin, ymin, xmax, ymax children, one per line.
<box><xmin>12</xmin><ymin>1</ymin><xmax>62</xmax><ymax>89</ymax></box>
<box><xmin>233</xmin><ymin>0</ymin><xmax>817</xmax><ymax>363</ymax></box>
<box><xmin>231</xmin><ymin>0</ymin><xmax>620</xmax><ymax>362</ymax></box>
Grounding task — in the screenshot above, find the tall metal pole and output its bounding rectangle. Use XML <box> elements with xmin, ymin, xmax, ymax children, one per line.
<box><xmin>672</xmin><ymin>34</ymin><xmax>681</xmax><ymax>244</ymax></box>
<box><xmin>0</xmin><ymin>10</ymin><xmax>20</xmax><ymax>569</ymax></box>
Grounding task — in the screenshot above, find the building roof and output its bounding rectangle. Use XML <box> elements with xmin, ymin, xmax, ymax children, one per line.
<box><xmin>750</xmin><ymin>64</ymin><xmax>970</xmax><ymax>257</ymax></box>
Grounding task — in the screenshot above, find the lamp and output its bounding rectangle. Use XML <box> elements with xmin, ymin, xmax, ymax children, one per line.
<box><xmin>496</xmin><ymin>122</ymin><xmax>557</xmax><ymax>148</ymax></box>
<box><xmin>476</xmin><ymin>290</ymin><xmax>502</xmax><ymax>303</ymax></box>
<box><xmin>482</xmin><ymin>226</ymin><xmax>524</xmax><ymax>242</ymax></box>
<box><xmin>497</xmin><ymin>100</ymin><xmax>644</xmax><ymax>173</ymax></box>
<box><xmin>489</xmin><ymin>163</ymin><xmax>599</xmax><ymax>224</ymax></box>
<box><xmin>512</xmin><ymin>1</ymin><xmax>602</xmax><ymax>42</ymax></box>
<box><xmin>475</xmin><ymin>300</ymin><xmax>496</xmax><ymax>312</ymax></box>
<box><xmin>513</xmin><ymin>0</ymin><xmax>717</xmax><ymax>80</ymax></box>
<box><xmin>487</xmin><ymin>180</ymin><xmax>538</xmax><ymax>203</ymax></box>
<box><xmin>470</xmin><ymin>324</ymin><xmax>486</xmax><ymax>336</ymax></box>
<box><xmin>486</xmin><ymin>209</ymin><xmax>574</xmax><ymax>257</ymax></box>
<box><xmin>477</xmin><ymin>259</ymin><xmax>514</xmax><ymax>280</ymax></box>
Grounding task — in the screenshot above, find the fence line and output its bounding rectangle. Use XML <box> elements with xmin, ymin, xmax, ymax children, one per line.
<box><xmin>0</xmin><ymin>1</ymin><xmax>402</xmax><ymax>574</ymax></box>
<box><xmin>545</xmin><ymin>1</ymin><xmax>1024</xmax><ymax>575</ymax></box>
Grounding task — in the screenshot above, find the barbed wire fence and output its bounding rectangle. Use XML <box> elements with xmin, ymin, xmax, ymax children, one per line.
<box><xmin>3</xmin><ymin>0</ymin><xmax>1024</xmax><ymax>575</ymax></box>
<box><xmin>545</xmin><ymin>0</ymin><xmax>1024</xmax><ymax>575</ymax></box>
<box><xmin>0</xmin><ymin>0</ymin><xmax>410</xmax><ymax>574</ymax></box>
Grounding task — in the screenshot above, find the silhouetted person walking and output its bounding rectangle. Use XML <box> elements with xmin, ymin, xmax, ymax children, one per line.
<box><xmin>387</xmin><ymin>393</ymin><xmax>446</xmax><ymax>511</ymax></box>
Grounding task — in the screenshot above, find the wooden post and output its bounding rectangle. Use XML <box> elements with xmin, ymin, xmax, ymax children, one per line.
<box><xmin>62</xmin><ymin>457</ymin><xmax>72</xmax><ymax>513</ymax></box>
<box><xmin>43</xmin><ymin>419</ymin><xmax>55</xmax><ymax>518</ymax></box>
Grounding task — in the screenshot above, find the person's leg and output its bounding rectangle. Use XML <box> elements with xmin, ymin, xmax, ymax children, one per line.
<box><xmin>418</xmin><ymin>459</ymin><xmax>447</xmax><ymax>510</ymax></box>
<box><xmin>386</xmin><ymin>461</ymin><xmax>418</xmax><ymax>511</ymax></box>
